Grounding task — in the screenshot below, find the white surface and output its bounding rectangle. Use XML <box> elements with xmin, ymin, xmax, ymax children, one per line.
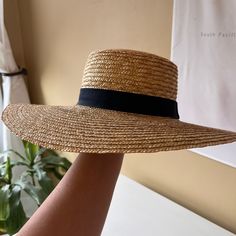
<box><xmin>102</xmin><ymin>175</ymin><xmax>234</xmax><ymax>236</ymax></box>
<box><xmin>171</xmin><ymin>0</ymin><xmax>236</xmax><ymax>168</ymax></box>
<box><xmin>190</xmin><ymin>143</ymin><xmax>236</xmax><ymax>168</ymax></box>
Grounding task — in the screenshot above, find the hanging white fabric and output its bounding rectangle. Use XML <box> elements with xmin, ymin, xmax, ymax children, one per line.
<box><xmin>0</xmin><ymin>0</ymin><xmax>30</xmax><ymax>156</ymax></box>
<box><xmin>0</xmin><ymin>0</ymin><xmax>37</xmax><ymax>218</ymax></box>
<box><xmin>171</xmin><ymin>0</ymin><xmax>236</xmax><ymax>167</ymax></box>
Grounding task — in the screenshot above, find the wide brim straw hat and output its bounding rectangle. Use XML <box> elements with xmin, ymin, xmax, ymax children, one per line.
<box><xmin>2</xmin><ymin>49</ymin><xmax>236</xmax><ymax>153</ymax></box>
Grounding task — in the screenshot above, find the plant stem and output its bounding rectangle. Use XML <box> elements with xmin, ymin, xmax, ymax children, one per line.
<box><xmin>31</xmin><ymin>173</ymin><xmax>36</xmax><ymax>186</ymax></box>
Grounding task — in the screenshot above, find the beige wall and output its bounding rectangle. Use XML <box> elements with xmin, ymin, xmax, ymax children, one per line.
<box><xmin>6</xmin><ymin>0</ymin><xmax>236</xmax><ymax>233</ymax></box>
<box><xmin>4</xmin><ymin>0</ymin><xmax>25</xmax><ymax>67</ymax></box>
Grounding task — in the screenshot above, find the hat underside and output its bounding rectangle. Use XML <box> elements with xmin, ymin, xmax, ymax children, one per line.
<box><xmin>2</xmin><ymin>104</ymin><xmax>236</xmax><ymax>153</ymax></box>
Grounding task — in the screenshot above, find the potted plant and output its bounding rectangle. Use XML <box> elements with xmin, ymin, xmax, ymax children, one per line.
<box><xmin>0</xmin><ymin>141</ymin><xmax>72</xmax><ymax>235</ymax></box>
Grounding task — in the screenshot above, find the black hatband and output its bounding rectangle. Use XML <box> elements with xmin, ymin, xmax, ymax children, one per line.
<box><xmin>78</xmin><ymin>88</ymin><xmax>179</xmax><ymax>119</ymax></box>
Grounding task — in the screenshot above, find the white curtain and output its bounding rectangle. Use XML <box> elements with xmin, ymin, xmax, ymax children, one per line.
<box><xmin>0</xmin><ymin>0</ymin><xmax>37</xmax><ymax>218</ymax></box>
<box><xmin>171</xmin><ymin>0</ymin><xmax>236</xmax><ymax>167</ymax></box>
<box><xmin>0</xmin><ymin>0</ymin><xmax>30</xmax><ymax>158</ymax></box>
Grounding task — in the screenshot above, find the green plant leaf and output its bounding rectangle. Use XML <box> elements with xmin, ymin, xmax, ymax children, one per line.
<box><xmin>44</xmin><ymin>167</ymin><xmax>65</xmax><ymax>181</ymax></box>
<box><xmin>0</xmin><ymin>142</ymin><xmax>72</xmax><ymax>234</ymax></box>
<box><xmin>10</xmin><ymin>160</ymin><xmax>30</xmax><ymax>168</ymax></box>
<box><xmin>23</xmin><ymin>141</ymin><xmax>39</xmax><ymax>164</ymax></box>
<box><xmin>0</xmin><ymin>185</ymin><xmax>10</xmax><ymax>221</ymax></box>
<box><xmin>51</xmin><ymin>168</ymin><xmax>64</xmax><ymax>180</ymax></box>
<box><xmin>0</xmin><ymin>178</ymin><xmax>8</xmax><ymax>188</ymax></box>
<box><xmin>34</xmin><ymin>167</ymin><xmax>54</xmax><ymax>195</ymax></box>
<box><xmin>59</xmin><ymin>157</ymin><xmax>72</xmax><ymax>170</ymax></box>
<box><xmin>38</xmin><ymin>155</ymin><xmax>71</xmax><ymax>170</ymax></box>
<box><xmin>36</xmin><ymin>147</ymin><xmax>47</xmax><ymax>157</ymax></box>
<box><xmin>5</xmin><ymin>185</ymin><xmax>28</xmax><ymax>235</ymax></box>
<box><xmin>0</xmin><ymin>220</ymin><xmax>7</xmax><ymax>233</ymax></box>
<box><xmin>35</xmin><ymin>155</ymin><xmax>60</xmax><ymax>165</ymax></box>
<box><xmin>0</xmin><ymin>163</ymin><xmax>6</xmax><ymax>178</ymax></box>
<box><xmin>0</xmin><ymin>149</ymin><xmax>27</xmax><ymax>161</ymax></box>
<box><xmin>15</xmin><ymin>179</ymin><xmax>47</xmax><ymax>206</ymax></box>
<box><xmin>5</xmin><ymin>157</ymin><xmax>12</xmax><ymax>184</ymax></box>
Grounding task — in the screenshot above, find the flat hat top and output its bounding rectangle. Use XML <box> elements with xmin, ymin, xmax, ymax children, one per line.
<box><xmin>2</xmin><ymin>49</ymin><xmax>236</xmax><ymax>153</ymax></box>
<box><xmin>81</xmin><ymin>49</ymin><xmax>178</xmax><ymax>100</ymax></box>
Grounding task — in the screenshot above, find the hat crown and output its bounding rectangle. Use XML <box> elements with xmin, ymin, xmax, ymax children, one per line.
<box><xmin>81</xmin><ymin>49</ymin><xmax>178</xmax><ymax>101</ymax></box>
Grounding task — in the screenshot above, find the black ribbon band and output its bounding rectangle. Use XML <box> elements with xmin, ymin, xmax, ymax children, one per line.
<box><xmin>0</xmin><ymin>68</ymin><xmax>27</xmax><ymax>77</ymax></box>
<box><xmin>78</xmin><ymin>88</ymin><xmax>179</xmax><ymax>119</ymax></box>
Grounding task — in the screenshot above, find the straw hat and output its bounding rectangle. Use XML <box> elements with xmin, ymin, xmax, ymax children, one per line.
<box><xmin>2</xmin><ymin>49</ymin><xmax>236</xmax><ymax>153</ymax></box>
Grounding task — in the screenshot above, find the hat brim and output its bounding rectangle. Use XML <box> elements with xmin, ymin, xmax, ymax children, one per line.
<box><xmin>2</xmin><ymin>104</ymin><xmax>236</xmax><ymax>153</ymax></box>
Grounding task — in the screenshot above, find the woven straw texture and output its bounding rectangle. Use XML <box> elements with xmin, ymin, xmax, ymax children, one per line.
<box><xmin>82</xmin><ymin>49</ymin><xmax>178</xmax><ymax>100</ymax></box>
<box><xmin>2</xmin><ymin>49</ymin><xmax>236</xmax><ymax>153</ymax></box>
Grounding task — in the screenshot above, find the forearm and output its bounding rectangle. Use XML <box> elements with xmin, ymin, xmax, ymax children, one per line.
<box><xmin>17</xmin><ymin>153</ymin><xmax>124</xmax><ymax>236</ymax></box>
